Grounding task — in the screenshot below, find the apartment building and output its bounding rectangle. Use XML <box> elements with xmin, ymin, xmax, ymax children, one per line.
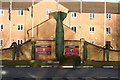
<box><xmin>62</xmin><ymin>2</ymin><xmax>120</xmax><ymax>49</ymax></box>
<box><xmin>0</xmin><ymin>0</ymin><xmax>120</xmax><ymax>50</ymax></box>
<box><xmin>0</xmin><ymin>0</ymin><xmax>68</xmax><ymax>49</ymax></box>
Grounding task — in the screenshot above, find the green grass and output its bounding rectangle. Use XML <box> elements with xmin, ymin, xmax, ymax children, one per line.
<box><xmin>1</xmin><ymin>60</ymin><xmax>120</xmax><ymax>67</ymax></box>
<box><xmin>1</xmin><ymin>60</ymin><xmax>47</xmax><ymax>66</ymax></box>
<box><xmin>84</xmin><ymin>61</ymin><xmax>120</xmax><ymax>67</ymax></box>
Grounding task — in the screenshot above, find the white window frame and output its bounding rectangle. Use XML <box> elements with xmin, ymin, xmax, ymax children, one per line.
<box><xmin>106</xmin><ymin>13</ymin><xmax>112</xmax><ymax>20</ymax></box>
<box><xmin>89</xmin><ymin>26</ymin><xmax>95</xmax><ymax>33</ymax></box>
<box><xmin>17</xmin><ymin>40</ymin><xmax>23</xmax><ymax>45</ymax></box>
<box><xmin>17</xmin><ymin>24</ymin><xmax>24</xmax><ymax>31</ymax></box>
<box><xmin>0</xmin><ymin>39</ymin><xmax>4</xmax><ymax>46</ymax></box>
<box><xmin>106</xmin><ymin>27</ymin><xmax>111</xmax><ymax>34</ymax></box>
<box><xmin>90</xmin><ymin>13</ymin><xmax>94</xmax><ymax>20</ymax></box>
<box><xmin>18</xmin><ymin>10</ymin><xmax>24</xmax><ymax>16</ymax></box>
<box><xmin>0</xmin><ymin>24</ymin><xmax>4</xmax><ymax>31</ymax></box>
<box><xmin>71</xmin><ymin>12</ymin><xmax>77</xmax><ymax>18</ymax></box>
<box><xmin>71</xmin><ymin>26</ymin><xmax>77</xmax><ymax>32</ymax></box>
<box><xmin>46</xmin><ymin>10</ymin><xmax>52</xmax><ymax>16</ymax></box>
<box><xmin>0</xmin><ymin>9</ymin><xmax>4</xmax><ymax>16</ymax></box>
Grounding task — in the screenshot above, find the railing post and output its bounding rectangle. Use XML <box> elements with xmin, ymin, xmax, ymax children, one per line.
<box><xmin>80</xmin><ymin>38</ymin><xmax>85</xmax><ymax>63</ymax></box>
<box><xmin>37</xmin><ymin>25</ymin><xmax>38</xmax><ymax>40</ymax></box>
<box><xmin>31</xmin><ymin>37</ymin><xmax>36</xmax><ymax>60</ymax></box>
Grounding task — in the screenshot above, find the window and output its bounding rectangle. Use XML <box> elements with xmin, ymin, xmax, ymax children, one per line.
<box><xmin>71</xmin><ymin>26</ymin><xmax>77</xmax><ymax>32</ymax></box>
<box><xmin>92</xmin><ymin>41</ymin><xmax>95</xmax><ymax>44</ymax></box>
<box><xmin>71</xmin><ymin>12</ymin><xmax>77</xmax><ymax>18</ymax></box>
<box><xmin>46</xmin><ymin>10</ymin><xmax>52</xmax><ymax>16</ymax></box>
<box><xmin>90</xmin><ymin>13</ymin><xmax>94</xmax><ymax>20</ymax></box>
<box><xmin>0</xmin><ymin>9</ymin><xmax>4</xmax><ymax>16</ymax></box>
<box><xmin>18</xmin><ymin>10</ymin><xmax>24</xmax><ymax>16</ymax></box>
<box><xmin>0</xmin><ymin>40</ymin><xmax>4</xmax><ymax>46</ymax></box>
<box><xmin>0</xmin><ymin>24</ymin><xmax>4</xmax><ymax>31</ymax></box>
<box><xmin>106</xmin><ymin>27</ymin><xmax>111</xmax><ymax>34</ymax></box>
<box><xmin>17</xmin><ymin>40</ymin><xmax>23</xmax><ymax>45</ymax></box>
<box><xmin>89</xmin><ymin>26</ymin><xmax>95</xmax><ymax>33</ymax></box>
<box><xmin>17</xmin><ymin>25</ymin><xmax>24</xmax><ymax>31</ymax></box>
<box><xmin>106</xmin><ymin>13</ymin><xmax>112</xmax><ymax>20</ymax></box>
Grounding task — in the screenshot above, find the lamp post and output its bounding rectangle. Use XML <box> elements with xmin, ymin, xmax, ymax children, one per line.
<box><xmin>103</xmin><ymin>2</ymin><xmax>107</xmax><ymax>61</ymax></box>
<box><xmin>10</xmin><ymin>0</ymin><xmax>12</xmax><ymax>46</ymax></box>
<box><xmin>32</xmin><ymin>0</ymin><xmax>34</xmax><ymax>38</ymax></box>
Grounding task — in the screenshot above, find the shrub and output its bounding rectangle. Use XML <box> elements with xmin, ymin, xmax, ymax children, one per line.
<box><xmin>60</xmin><ymin>55</ymin><xmax>81</xmax><ymax>66</ymax></box>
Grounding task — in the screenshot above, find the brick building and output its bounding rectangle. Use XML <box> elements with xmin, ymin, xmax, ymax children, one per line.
<box><xmin>0</xmin><ymin>0</ymin><xmax>120</xmax><ymax>50</ymax></box>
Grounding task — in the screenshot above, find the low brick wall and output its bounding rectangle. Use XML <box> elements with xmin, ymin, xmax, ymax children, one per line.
<box><xmin>1</xmin><ymin>40</ymin><xmax>32</xmax><ymax>60</ymax></box>
<box><xmin>1</xmin><ymin>48</ymin><xmax>12</xmax><ymax>60</ymax></box>
<box><xmin>86</xmin><ymin>41</ymin><xmax>120</xmax><ymax>61</ymax></box>
<box><xmin>87</xmin><ymin>43</ymin><xmax>104</xmax><ymax>61</ymax></box>
<box><xmin>109</xmin><ymin>50</ymin><xmax>120</xmax><ymax>61</ymax></box>
<box><xmin>1</xmin><ymin>39</ymin><xmax>120</xmax><ymax>61</ymax></box>
<box><xmin>35</xmin><ymin>40</ymin><xmax>82</xmax><ymax>60</ymax></box>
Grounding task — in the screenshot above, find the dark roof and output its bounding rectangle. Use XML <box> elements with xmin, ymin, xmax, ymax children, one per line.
<box><xmin>1</xmin><ymin>2</ymin><xmax>38</xmax><ymax>10</ymax></box>
<box><xmin>59</xmin><ymin>2</ymin><xmax>120</xmax><ymax>14</ymax></box>
<box><xmin>1</xmin><ymin>1</ymin><xmax>120</xmax><ymax>14</ymax></box>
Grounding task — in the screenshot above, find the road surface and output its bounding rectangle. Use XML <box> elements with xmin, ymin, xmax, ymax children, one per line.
<box><xmin>1</xmin><ymin>67</ymin><xmax>120</xmax><ymax>80</ymax></box>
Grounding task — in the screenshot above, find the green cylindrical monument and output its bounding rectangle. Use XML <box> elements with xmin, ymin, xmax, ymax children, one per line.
<box><xmin>52</xmin><ymin>11</ymin><xmax>67</xmax><ymax>60</ymax></box>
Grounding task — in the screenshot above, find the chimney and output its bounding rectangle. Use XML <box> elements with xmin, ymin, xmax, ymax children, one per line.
<box><xmin>49</xmin><ymin>12</ymin><xmax>53</xmax><ymax>19</ymax></box>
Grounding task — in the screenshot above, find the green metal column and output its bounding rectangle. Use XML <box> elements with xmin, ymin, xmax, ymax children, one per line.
<box><xmin>31</xmin><ymin>40</ymin><xmax>36</xmax><ymax>60</ymax></box>
<box><xmin>52</xmin><ymin>11</ymin><xmax>67</xmax><ymax>60</ymax></box>
<box><xmin>105</xmin><ymin>49</ymin><xmax>109</xmax><ymax>61</ymax></box>
<box><xmin>105</xmin><ymin>42</ymin><xmax>111</xmax><ymax>61</ymax></box>
<box><xmin>83</xmin><ymin>41</ymin><xmax>88</xmax><ymax>61</ymax></box>
<box><xmin>10</xmin><ymin>42</ymin><xmax>18</xmax><ymax>61</ymax></box>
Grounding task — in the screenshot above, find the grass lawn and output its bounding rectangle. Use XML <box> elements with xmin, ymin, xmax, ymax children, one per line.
<box><xmin>84</xmin><ymin>61</ymin><xmax>120</xmax><ymax>67</ymax></box>
<box><xmin>1</xmin><ymin>60</ymin><xmax>47</xmax><ymax>66</ymax></box>
<box><xmin>1</xmin><ymin>60</ymin><xmax>120</xmax><ymax>67</ymax></box>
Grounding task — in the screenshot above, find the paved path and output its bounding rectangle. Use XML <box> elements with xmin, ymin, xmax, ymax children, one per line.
<box><xmin>1</xmin><ymin>68</ymin><xmax>120</xmax><ymax>80</ymax></box>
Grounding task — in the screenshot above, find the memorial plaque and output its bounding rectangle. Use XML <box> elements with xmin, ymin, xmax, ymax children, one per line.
<box><xmin>64</xmin><ymin>45</ymin><xmax>79</xmax><ymax>55</ymax></box>
<box><xmin>36</xmin><ymin>44</ymin><xmax>51</xmax><ymax>55</ymax></box>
